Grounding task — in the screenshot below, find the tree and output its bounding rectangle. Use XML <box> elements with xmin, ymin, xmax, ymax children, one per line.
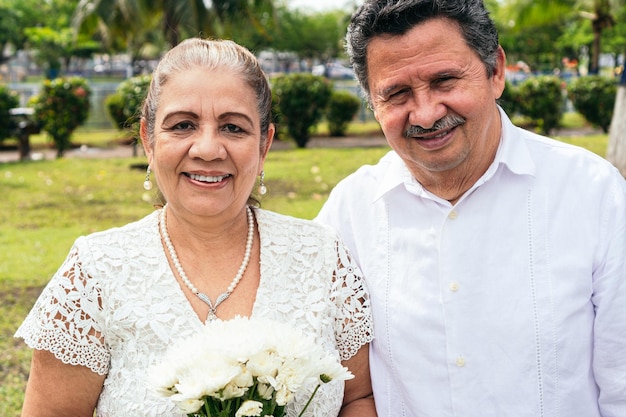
<box><xmin>72</xmin><ymin>0</ymin><xmax>275</xmax><ymax>51</ymax></box>
<box><xmin>31</xmin><ymin>77</ymin><xmax>91</xmax><ymax>158</ymax></box>
<box><xmin>499</xmin><ymin>0</ymin><xmax>626</xmax><ymax>175</ymax></box>
<box><xmin>606</xmin><ymin>5</ymin><xmax>626</xmax><ymax>175</ymax></box>
<box><xmin>0</xmin><ymin>5</ymin><xmax>24</xmax><ymax>66</ymax></box>
<box><xmin>272</xmin><ymin>73</ymin><xmax>333</xmax><ymax>148</ymax></box>
<box><xmin>503</xmin><ymin>0</ymin><xmax>620</xmax><ymax>74</ymax></box>
<box><xmin>24</xmin><ymin>27</ymin><xmax>73</xmax><ymax>79</ymax></box>
<box><xmin>271</xmin><ymin>7</ymin><xmax>349</xmax><ymax>62</ymax></box>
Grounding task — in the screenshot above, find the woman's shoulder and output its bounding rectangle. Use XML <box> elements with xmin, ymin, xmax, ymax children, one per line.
<box><xmin>76</xmin><ymin>210</ymin><xmax>159</xmax><ymax>250</ymax></box>
<box><xmin>254</xmin><ymin>207</ymin><xmax>337</xmax><ymax>239</ymax></box>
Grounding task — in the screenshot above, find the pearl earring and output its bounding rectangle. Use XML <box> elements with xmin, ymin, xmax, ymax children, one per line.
<box><xmin>143</xmin><ymin>166</ymin><xmax>153</xmax><ymax>191</ymax></box>
<box><xmin>258</xmin><ymin>170</ymin><xmax>267</xmax><ymax>195</ymax></box>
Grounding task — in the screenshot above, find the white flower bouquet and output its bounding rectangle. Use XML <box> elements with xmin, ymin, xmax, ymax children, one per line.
<box><xmin>149</xmin><ymin>316</ymin><xmax>354</xmax><ymax>417</ymax></box>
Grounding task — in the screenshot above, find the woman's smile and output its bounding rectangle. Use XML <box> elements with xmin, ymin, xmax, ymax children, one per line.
<box><xmin>185</xmin><ymin>172</ymin><xmax>232</xmax><ymax>184</ymax></box>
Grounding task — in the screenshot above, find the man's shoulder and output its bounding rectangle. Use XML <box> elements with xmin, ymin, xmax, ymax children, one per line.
<box><xmin>518</xmin><ymin>127</ymin><xmax>622</xmax><ymax>181</ymax></box>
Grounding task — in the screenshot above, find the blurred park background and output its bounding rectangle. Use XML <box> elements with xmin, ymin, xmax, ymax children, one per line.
<box><xmin>1</xmin><ymin>0</ymin><xmax>626</xmax><ymax>415</ymax></box>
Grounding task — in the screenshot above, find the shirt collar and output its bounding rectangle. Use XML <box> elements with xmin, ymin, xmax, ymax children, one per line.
<box><xmin>373</xmin><ymin>106</ymin><xmax>536</xmax><ymax>202</ymax></box>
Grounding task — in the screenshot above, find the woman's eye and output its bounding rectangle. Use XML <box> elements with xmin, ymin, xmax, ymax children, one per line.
<box><xmin>223</xmin><ymin>123</ymin><xmax>244</xmax><ymax>134</ymax></box>
<box><xmin>172</xmin><ymin>121</ymin><xmax>195</xmax><ymax>131</ymax></box>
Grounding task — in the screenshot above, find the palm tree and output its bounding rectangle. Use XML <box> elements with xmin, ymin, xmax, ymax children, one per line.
<box><xmin>506</xmin><ymin>0</ymin><xmax>621</xmax><ymax>74</ymax></box>
<box><xmin>72</xmin><ymin>0</ymin><xmax>275</xmax><ymax>54</ymax></box>
<box><xmin>72</xmin><ymin>0</ymin><xmax>166</xmax><ymax>76</ymax></box>
<box><xmin>504</xmin><ymin>0</ymin><xmax>626</xmax><ymax>175</ymax></box>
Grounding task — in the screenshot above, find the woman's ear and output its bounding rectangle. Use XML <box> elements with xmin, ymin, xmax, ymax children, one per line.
<box><xmin>260</xmin><ymin>124</ymin><xmax>275</xmax><ymax>169</ymax></box>
<box><xmin>139</xmin><ymin>120</ymin><xmax>153</xmax><ymax>165</ymax></box>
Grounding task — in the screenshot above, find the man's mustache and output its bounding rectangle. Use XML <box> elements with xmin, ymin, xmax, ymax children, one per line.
<box><xmin>404</xmin><ymin>115</ymin><xmax>466</xmax><ymax>137</ymax></box>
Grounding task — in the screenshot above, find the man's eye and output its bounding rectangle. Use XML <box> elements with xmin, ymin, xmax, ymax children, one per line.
<box><xmin>433</xmin><ymin>76</ymin><xmax>456</xmax><ymax>87</ymax></box>
<box><xmin>387</xmin><ymin>89</ymin><xmax>409</xmax><ymax>101</ymax></box>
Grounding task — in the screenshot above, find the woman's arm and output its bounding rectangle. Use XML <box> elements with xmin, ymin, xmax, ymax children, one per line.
<box><xmin>339</xmin><ymin>344</ymin><xmax>376</xmax><ymax>417</ymax></box>
<box><xmin>21</xmin><ymin>349</ymin><xmax>106</xmax><ymax>417</ymax></box>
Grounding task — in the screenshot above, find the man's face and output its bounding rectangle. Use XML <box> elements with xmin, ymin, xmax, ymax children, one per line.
<box><xmin>367</xmin><ymin>17</ymin><xmax>506</xmax><ymax>188</ymax></box>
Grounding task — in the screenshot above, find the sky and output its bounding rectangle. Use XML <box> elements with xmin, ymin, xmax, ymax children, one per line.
<box><xmin>288</xmin><ymin>0</ymin><xmax>362</xmax><ymax>12</ymax></box>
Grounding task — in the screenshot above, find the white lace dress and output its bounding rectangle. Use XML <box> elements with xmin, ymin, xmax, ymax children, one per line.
<box><xmin>15</xmin><ymin>208</ymin><xmax>373</xmax><ymax>417</ymax></box>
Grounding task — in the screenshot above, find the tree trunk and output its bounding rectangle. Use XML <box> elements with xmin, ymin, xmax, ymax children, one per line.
<box><xmin>607</xmin><ymin>85</ymin><xmax>626</xmax><ymax>177</ymax></box>
<box><xmin>589</xmin><ymin>29</ymin><xmax>601</xmax><ymax>74</ymax></box>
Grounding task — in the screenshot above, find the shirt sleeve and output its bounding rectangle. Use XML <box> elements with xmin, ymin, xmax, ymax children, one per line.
<box><xmin>592</xmin><ymin>173</ymin><xmax>626</xmax><ymax>416</ymax></box>
<box><xmin>329</xmin><ymin>237</ymin><xmax>374</xmax><ymax>361</ymax></box>
<box><xmin>14</xmin><ymin>241</ymin><xmax>110</xmax><ymax>375</ymax></box>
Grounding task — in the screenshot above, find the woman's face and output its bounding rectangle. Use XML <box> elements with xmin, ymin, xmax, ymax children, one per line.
<box><xmin>144</xmin><ymin>66</ymin><xmax>272</xmax><ymax>220</ymax></box>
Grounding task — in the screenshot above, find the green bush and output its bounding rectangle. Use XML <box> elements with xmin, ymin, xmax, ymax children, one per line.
<box><xmin>105</xmin><ymin>91</ymin><xmax>126</xmax><ymax>130</ymax></box>
<box><xmin>105</xmin><ymin>74</ymin><xmax>151</xmax><ymax>133</ymax></box>
<box><xmin>0</xmin><ymin>84</ymin><xmax>19</xmax><ymax>142</ymax></box>
<box><xmin>326</xmin><ymin>90</ymin><xmax>361</xmax><ymax>136</ymax></box>
<box><xmin>498</xmin><ymin>79</ymin><xmax>519</xmax><ymax>116</ymax></box>
<box><xmin>271</xmin><ymin>89</ymin><xmax>286</xmax><ymax>142</ymax></box>
<box><xmin>271</xmin><ymin>73</ymin><xmax>332</xmax><ymax>148</ymax></box>
<box><xmin>567</xmin><ymin>75</ymin><xmax>616</xmax><ymax>133</ymax></box>
<box><xmin>30</xmin><ymin>77</ymin><xmax>91</xmax><ymax>157</ymax></box>
<box><xmin>517</xmin><ymin>75</ymin><xmax>564</xmax><ymax>135</ymax></box>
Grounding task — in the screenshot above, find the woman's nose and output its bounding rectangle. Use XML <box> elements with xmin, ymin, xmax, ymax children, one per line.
<box><xmin>188</xmin><ymin>128</ymin><xmax>227</xmax><ymax>161</ymax></box>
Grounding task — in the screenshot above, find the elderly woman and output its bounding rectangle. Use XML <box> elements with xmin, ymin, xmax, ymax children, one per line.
<box><xmin>16</xmin><ymin>38</ymin><xmax>375</xmax><ymax>417</ymax></box>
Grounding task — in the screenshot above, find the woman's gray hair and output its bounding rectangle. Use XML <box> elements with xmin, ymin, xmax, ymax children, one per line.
<box><xmin>141</xmin><ymin>38</ymin><xmax>272</xmax><ymax>151</ymax></box>
<box><xmin>346</xmin><ymin>0</ymin><xmax>500</xmax><ymax>104</ymax></box>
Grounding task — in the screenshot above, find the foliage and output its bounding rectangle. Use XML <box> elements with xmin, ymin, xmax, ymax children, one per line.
<box><xmin>24</xmin><ymin>27</ymin><xmax>73</xmax><ymax>78</ymax></box>
<box><xmin>105</xmin><ymin>74</ymin><xmax>151</xmax><ymax>133</ymax></box>
<box><xmin>73</xmin><ymin>0</ymin><xmax>274</xmax><ymax>54</ymax></box>
<box><xmin>0</xmin><ymin>6</ymin><xmax>23</xmax><ymax>65</ymax></box>
<box><xmin>497</xmin><ymin>0</ymin><xmax>625</xmax><ymax>75</ymax></box>
<box><xmin>271</xmin><ymin>89</ymin><xmax>287</xmax><ymax>142</ymax></box>
<box><xmin>516</xmin><ymin>75</ymin><xmax>564</xmax><ymax>135</ymax></box>
<box><xmin>326</xmin><ymin>90</ymin><xmax>361</xmax><ymax>136</ymax></box>
<box><xmin>567</xmin><ymin>75</ymin><xmax>617</xmax><ymax>133</ymax></box>
<box><xmin>105</xmin><ymin>92</ymin><xmax>126</xmax><ymax>130</ymax></box>
<box><xmin>498</xmin><ymin>80</ymin><xmax>520</xmax><ymax>116</ymax></box>
<box><xmin>0</xmin><ymin>0</ymin><xmax>78</xmax><ymax>66</ymax></box>
<box><xmin>30</xmin><ymin>77</ymin><xmax>91</xmax><ymax>157</ymax></box>
<box><xmin>271</xmin><ymin>73</ymin><xmax>332</xmax><ymax>148</ymax></box>
<box><xmin>0</xmin><ymin>85</ymin><xmax>19</xmax><ymax>141</ymax></box>
<box><xmin>271</xmin><ymin>7</ymin><xmax>349</xmax><ymax>60</ymax></box>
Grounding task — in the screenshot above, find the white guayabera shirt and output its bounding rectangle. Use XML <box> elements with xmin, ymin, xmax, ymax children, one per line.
<box><xmin>316</xmin><ymin>108</ymin><xmax>626</xmax><ymax>417</ymax></box>
<box><xmin>16</xmin><ymin>209</ymin><xmax>373</xmax><ymax>417</ymax></box>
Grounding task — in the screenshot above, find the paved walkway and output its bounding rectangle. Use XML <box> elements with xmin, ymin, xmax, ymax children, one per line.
<box><xmin>0</xmin><ymin>134</ymin><xmax>390</xmax><ymax>163</ymax></box>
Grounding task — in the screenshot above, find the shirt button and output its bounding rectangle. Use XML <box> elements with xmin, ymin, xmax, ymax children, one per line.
<box><xmin>448</xmin><ymin>210</ymin><xmax>458</xmax><ymax>220</ymax></box>
<box><xmin>449</xmin><ymin>282</ymin><xmax>459</xmax><ymax>292</ymax></box>
<box><xmin>456</xmin><ymin>356</ymin><xmax>466</xmax><ymax>367</ymax></box>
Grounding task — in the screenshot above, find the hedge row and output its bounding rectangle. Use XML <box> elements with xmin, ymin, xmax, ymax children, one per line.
<box><xmin>499</xmin><ymin>74</ymin><xmax>617</xmax><ymax>135</ymax></box>
<box><xmin>105</xmin><ymin>72</ymin><xmax>363</xmax><ymax>149</ymax></box>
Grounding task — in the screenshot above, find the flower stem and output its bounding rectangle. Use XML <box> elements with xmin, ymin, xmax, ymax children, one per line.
<box><xmin>297</xmin><ymin>384</ymin><xmax>321</xmax><ymax>417</ymax></box>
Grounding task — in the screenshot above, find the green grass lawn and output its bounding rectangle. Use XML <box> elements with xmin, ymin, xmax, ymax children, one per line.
<box><xmin>0</xmin><ymin>115</ymin><xmax>610</xmax><ymax>416</ymax></box>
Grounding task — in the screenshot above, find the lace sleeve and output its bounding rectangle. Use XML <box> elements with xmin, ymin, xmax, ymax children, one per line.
<box><xmin>330</xmin><ymin>238</ymin><xmax>374</xmax><ymax>361</ymax></box>
<box><xmin>15</xmin><ymin>242</ymin><xmax>110</xmax><ymax>375</ymax></box>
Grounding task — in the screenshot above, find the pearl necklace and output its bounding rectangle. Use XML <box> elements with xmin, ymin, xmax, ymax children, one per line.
<box><xmin>159</xmin><ymin>204</ymin><xmax>254</xmax><ymax>321</ymax></box>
